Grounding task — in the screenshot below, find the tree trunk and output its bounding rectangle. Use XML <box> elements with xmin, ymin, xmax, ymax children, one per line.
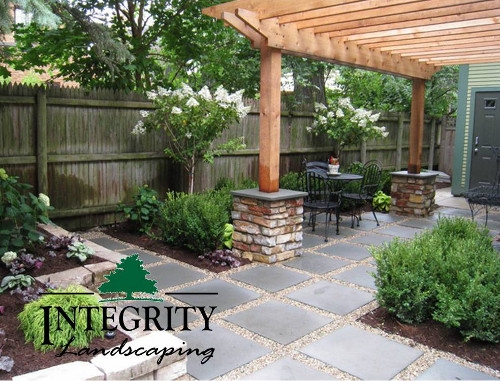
<box><xmin>188</xmin><ymin>154</ymin><xmax>196</xmax><ymax>194</ymax></box>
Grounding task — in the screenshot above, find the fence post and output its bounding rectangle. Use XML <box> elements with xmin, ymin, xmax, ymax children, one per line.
<box><xmin>396</xmin><ymin>112</ymin><xmax>404</xmax><ymax>170</ymax></box>
<box><xmin>36</xmin><ymin>89</ymin><xmax>48</xmax><ymax>195</ymax></box>
<box><xmin>360</xmin><ymin>141</ymin><xmax>367</xmax><ymax>163</ymax></box>
<box><xmin>428</xmin><ymin>117</ymin><xmax>436</xmax><ymax>170</ymax></box>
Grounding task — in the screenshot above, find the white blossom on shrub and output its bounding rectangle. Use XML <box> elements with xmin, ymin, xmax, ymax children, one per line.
<box><xmin>38</xmin><ymin>193</ymin><xmax>50</xmax><ymax>207</ymax></box>
<box><xmin>307</xmin><ymin>90</ymin><xmax>389</xmax><ymax>160</ymax></box>
<box><xmin>133</xmin><ymin>83</ymin><xmax>250</xmax><ymax>193</ymax></box>
<box><xmin>1</xmin><ymin>251</ymin><xmax>17</xmax><ymax>266</ymax></box>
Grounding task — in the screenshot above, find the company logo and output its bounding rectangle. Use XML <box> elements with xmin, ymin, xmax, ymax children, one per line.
<box><xmin>98</xmin><ymin>253</ymin><xmax>163</xmax><ymax>302</ymax></box>
<box><xmin>41</xmin><ymin>254</ymin><xmax>216</xmax><ymax>365</ymax></box>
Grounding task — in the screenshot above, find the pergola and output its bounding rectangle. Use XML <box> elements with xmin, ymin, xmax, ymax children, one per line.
<box><xmin>203</xmin><ymin>0</ymin><xmax>500</xmax><ymax>193</ymax></box>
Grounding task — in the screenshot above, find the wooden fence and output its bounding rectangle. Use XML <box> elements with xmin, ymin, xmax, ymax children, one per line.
<box><xmin>0</xmin><ymin>85</ymin><xmax>451</xmax><ymax>229</ymax></box>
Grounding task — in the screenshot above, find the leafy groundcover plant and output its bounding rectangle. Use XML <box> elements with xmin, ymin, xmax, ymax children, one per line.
<box><xmin>372</xmin><ymin>217</ymin><xmax>500</xmax><ymax>343</ymax></box>
<box><xmin>19</xmin><ymin>285</ymin><xmax>104</xmax><ymax>352</ymax></box>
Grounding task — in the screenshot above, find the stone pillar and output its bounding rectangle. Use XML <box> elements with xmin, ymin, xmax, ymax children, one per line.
<box><xmin>390</xmin><ymin>171</ymin><xmax>438</xmax><ymax>217</ymax></box>
<box><xmin>231</xmin><ymin>189</ymin><xmax>307</xmax><ymax>264</ymax></box>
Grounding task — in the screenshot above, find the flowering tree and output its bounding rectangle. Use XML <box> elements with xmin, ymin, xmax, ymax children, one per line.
<box><xmin>133</xmin><ymin>83</ymin><xmax>250</xmax><ymax>194</ymax></box>
<box><xmin>306</xmin><ymin>90</ymin><xmax>389</xmax><ymax>161</ymax></box>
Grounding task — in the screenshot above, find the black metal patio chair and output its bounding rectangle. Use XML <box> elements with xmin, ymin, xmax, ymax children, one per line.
<box><xmin>304</xmin><ymin>168</ymin><xmax>342</xmax><ymax>241</ymax></box>
<box><xmin>305</xmin><ymin>161</ymin><xmax>329</xmax><ymax>173</ymax></box>
<box><xmin>342</xmin><ymin>160</ymin><xmax>382</xmax><ymax>228</ymax></box>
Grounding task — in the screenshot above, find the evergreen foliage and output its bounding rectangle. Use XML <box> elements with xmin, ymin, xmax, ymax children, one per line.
<box><xmin>373</xmin><ymin>217</ymin><xmax>500</xmax><ymax>343</ymax></box>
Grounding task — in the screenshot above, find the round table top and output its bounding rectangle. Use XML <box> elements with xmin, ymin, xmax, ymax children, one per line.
<box><xmin>327</xmin><ymin>173</ymin><xmax>363</xmax><ymax>181</ymax></box>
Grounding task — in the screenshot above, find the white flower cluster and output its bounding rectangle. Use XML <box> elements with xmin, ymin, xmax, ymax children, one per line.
<box><xmin>38</xmin><ymin>193</ymin><xmax>50</xmax><ymax>207</ymax></box>
<box><xmin>133</xmin><ymin>83</ymin><xmax>250</xmax><ymax>137</ymax></box>
<box><xmin>132</xmin><ymin>120</ymin><xmax>146</xmax><ymax>135</ymax></box>
<box><xmin>1</xmin><ymin>251</ymin><xmax>17</xmax><ymax>266</ymax></box>
<box><xmin>307</xmin><ymin>97</ymin><xmax>389</xmax><ymax>147</ymax></box>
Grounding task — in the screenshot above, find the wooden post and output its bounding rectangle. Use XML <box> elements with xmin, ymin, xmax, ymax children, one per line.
<box><xmin>428</xmin><ymin>118</ymin><xmax>436</xmax><ymax>170</ymax></box>
<box><xmin>360</xmin><ymin>141</ymin><xmax>367</xmax><ymax>164</ymax></box>
<box><xmin>36</xmin><ymin>89</ymin><xmax>48</xmax><ymax>195</ymax></box>
<box><xmin>396</xmin><ymin>112</ymin><xmax>404</xmax><ymax>171</ymax></box>
<box><xmin>258</xmin><ymin>45</ymin><xmax>282</xmax><ymax>193</ymax></box>
<box><xmin>408</xmin><ymin>78</ymin><xmax>426</xmax><ymax>174</ymax></box>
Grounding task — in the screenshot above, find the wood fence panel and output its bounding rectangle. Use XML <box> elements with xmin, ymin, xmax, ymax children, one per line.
<box><xmin>0</xmin><ymin>84</ymin><xmax>452</xmax><ymax>229</ymax></box>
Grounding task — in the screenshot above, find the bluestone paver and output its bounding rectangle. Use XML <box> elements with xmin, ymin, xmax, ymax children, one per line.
<box><xmin>416</xmin><ymin>358</ymin><xmax>497</xmax><ymax>380</ymax></box>
<box><xmin>283</xmin><ymin>253</ymin><xmax>350</xmax><ymax>274</ymax></box>
<box><xmin>89</xmin><ymin>237</ymin><xmax>129</xmax><ymax>251</ymax></box>
<box><xmin>301</xmin><ymin>233</ymin><xmax>327</xmax><ymax>249</ymax></box>
<box><xmin>332</xmin><ymin>264</ymin><xmax>377</xmax><ymax>290</ymax></box>
<box><xmin>178</xmin><ymin>324</ymin><xmax>270</xmax><ymax>380</ymax></box>
<box><xmin>287</xmin><ymin>280</ymin><xmax>374</xmax><ymax>315</ymax></box>
<box><xmin>317</xmin><ymin>242</ymin><xmax>372</xmax><ymax>261</ymax></box>
<box><xmin>362</xmin><ymin>211</ymin><xmax>404</xmax><ymax>224</ymax></box>
<box><xmin>225</xmin><ymin>300</ymin><xmax>331</xmax><ymax>345</ymax></box>
<box><xmin>169</xmin><ymin>279</ymin><xmax>260</xmax><ymax>313</ymax></box>
<box><xmin>377</xmin><ymin>225</ymin><xmax>423</xmax><ymax>239</ymax></box>
<box><xmin>301</xmin><ymin>325</ymin><xmax>423</xmax><ymax>380</ymax></box>
<box><xmin>348</xmin><ymin>217</ymin><xmax>380</xmax><ymax>231</ymax></box>
<box><xmin>400</xmin><ymin>217</ymin><xmax>438</xmax><ymax>229</ymax></box>
<box><xmin>349</xmin><ymin>232</ymin><xmax>394</xmax><ymax>246</ymax></box>
<box><xmin>230</xmin><ymin>265</ymin><xmax>310</xmax><ymax>292</ymax></box>
<box><xmin>120</xmin><ymin>248</ymin><xmax>162</xmax><ymax>265</ymax></box>
<box><xmin>147</xmin><ymin>263</ymin><xmax>205</xmax><ymax>289</ymax></box>
<box><xmin>242</xmin><ymin>357</ymin><xmax>333</xmax><ymax>380</ymax></box>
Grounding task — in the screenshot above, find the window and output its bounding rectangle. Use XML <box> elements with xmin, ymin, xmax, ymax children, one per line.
<box><xmin>14</xmin><ymin>8</ymin><xmax>32</xmax><ymax>25</ymax></box>
<box><xmin>484</xmin><ymin>98</ymin><xmax>497</xmax><ymax>110</ymax></box>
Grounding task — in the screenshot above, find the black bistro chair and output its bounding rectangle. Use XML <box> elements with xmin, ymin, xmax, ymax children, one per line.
<box><xmin>342</xmin><ymin>160</ymin><xmax>383</xmax><ymax>228</ymax></box>
<box><xmin>304</xmin><ymin>168</ymin><xmax>342</xmax><ymax>242</ymax></box>
<box><xmin>305</xmin><ymin>161</ymin><xmax>329</xmax><ymax>173</ymax></box>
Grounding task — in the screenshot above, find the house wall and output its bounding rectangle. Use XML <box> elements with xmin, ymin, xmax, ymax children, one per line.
<box><xmin>452</xmin><ymin>63</ymin><xmax>500</xmax><ymax>195</ymax></box>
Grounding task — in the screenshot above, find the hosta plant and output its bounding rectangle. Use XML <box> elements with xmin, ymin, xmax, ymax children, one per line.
<box><xmin>372</xmin><ymin>190</ymin><xmax>391</xmax><ymax>212</ymax></box>
<box><xmin>0</xmin><ymin>274</ymin><xmax>35</xmax><ymax>293</ymax></box>
<box><xmin>66</xmin><ymin>241</ymin><xmax>94</xmax><ymax>262</ymax></box>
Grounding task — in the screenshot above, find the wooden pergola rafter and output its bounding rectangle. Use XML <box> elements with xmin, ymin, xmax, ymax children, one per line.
<box><xmin>203</xmin><ymin>0</ymin><xmax>500</xmax><ymax>192</ymax></box>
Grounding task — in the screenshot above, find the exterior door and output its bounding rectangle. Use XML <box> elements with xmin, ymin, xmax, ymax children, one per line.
<box><xmin>469</xmin><ymin>91</ymin><xmax>500</xmax><ymax>189</ymax></box>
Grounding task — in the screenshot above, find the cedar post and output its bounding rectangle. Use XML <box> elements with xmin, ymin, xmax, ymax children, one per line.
<box><xmin>408</xmin><ymin>78</ymin><xmax>426</xmax><ymax>174</ymax></box>
<box><xmin>258</xmin><ymin>45</ymin><xmax>282</xmax><ymax>193</ymax></box>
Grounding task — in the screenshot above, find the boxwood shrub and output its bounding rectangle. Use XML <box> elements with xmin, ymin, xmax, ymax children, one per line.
<box><xmin>372</xmin><ymin>217</ymin><xmax>500</xmax><ymax>343</ymax></box>
<box><xmin>159</xmin><ymin>190</ymin><xmax>229</xmax><ymax>254</ymax></box>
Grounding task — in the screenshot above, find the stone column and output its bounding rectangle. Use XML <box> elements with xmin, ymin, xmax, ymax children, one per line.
<box><xmin>230</xmin><ymin>189</ymin><xmax>307</xmax><ymax>264</ymax></box>
<box><xmin>390</xmin><ymin>171</ymin><xmax>438</xmax><ymax>217</ymax></box>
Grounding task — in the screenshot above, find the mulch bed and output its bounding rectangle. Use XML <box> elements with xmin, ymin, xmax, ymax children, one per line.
<box><xmin>102</xmin><ymin>222</ymin><xmax>252</xmax><ymax>273</ymax></box>
<box><xmin>359</xmin><ymin>307</ymin><xmax>499</xmax><ymax>371</ymax></box>
<box><xmin>0</xmin><ymin>239</ymin><xmax>128</xmax><ymax>379</ymax></box>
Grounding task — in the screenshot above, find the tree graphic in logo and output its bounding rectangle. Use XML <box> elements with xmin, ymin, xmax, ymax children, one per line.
<box><xmin>98</xmin><ymin>254</ymin><xmax>162</xmax><ymax>302</ymax></box>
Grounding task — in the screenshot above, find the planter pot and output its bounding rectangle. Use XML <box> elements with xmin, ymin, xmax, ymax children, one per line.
<box><xmin>328</xmin><ymin>164</ymin><xmax>340</xmax><ymax>174</ymax></box>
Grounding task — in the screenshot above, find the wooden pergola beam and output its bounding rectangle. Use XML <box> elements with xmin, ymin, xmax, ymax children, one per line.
<box><xmin>203</xmin><ymin>0</ymin><xmax>500</xmax><ymax>187</ymax></box>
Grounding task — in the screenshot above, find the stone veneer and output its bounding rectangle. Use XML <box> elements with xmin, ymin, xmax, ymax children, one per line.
<box><xmin>390</xmin><ymin>171</ymin><xmax>438</xmax><ymax>217</ymax></box>
<box><xmin>231</xmin><ymin>188</ymin><xmax>307</xmax><ymax>264</ymax></box>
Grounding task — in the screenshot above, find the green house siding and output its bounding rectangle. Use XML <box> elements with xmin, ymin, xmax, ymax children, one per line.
<box><xmin>452</xmin><ymin>63</ymin><xmax>500</xmax><ymax>195</ymax></box>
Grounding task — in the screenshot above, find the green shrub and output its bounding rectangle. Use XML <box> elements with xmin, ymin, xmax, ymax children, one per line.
<box><xmin>159</xmin><ymin>190</ymin><xmax>229</xmax><ymax>254</ymax></box>
<box><xmin>18</xmin><ymin>284</ymin><xmax>104</xmax><ymax>352</ymax></box>
<box><xmin>117</xmin><ymin>184</ymin><xmax>161</xmax><ymax>235</ymax></box>
<box><xmin>279</xmin><ymin>171</ymin><xmax>302</xmax><ymax>191</ymax></box>
<box><xmin>372</xmin><ymin>217</ymin><xmax>500</xmax><ymax>343</ymax></box>
<box><xmin>379</xmin><ymin>169</ymin><xmax>392</xmax><ymax>195</ymax></box>
<box><xmin>373</xmin><ymin>232</ymin><xmax>442</xmax><ymax>324</ymax></box>
<box><xmin>0</xmin><ymin>169</ymin><xmax>53</xmax><ymax>255</ymax></box>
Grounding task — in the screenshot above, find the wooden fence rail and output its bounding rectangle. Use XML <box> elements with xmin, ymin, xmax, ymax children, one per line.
<box><xmin>0</xmin><ymin>85</ymin><xmax>452</xmax><ymax>229</ymax></box>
